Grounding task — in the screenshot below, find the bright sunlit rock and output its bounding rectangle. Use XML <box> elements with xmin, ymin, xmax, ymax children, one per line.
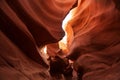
<box><xmin>59</xmin><ymin>9</ymin><xmax>75</xmax><ymax>53</ymax></box>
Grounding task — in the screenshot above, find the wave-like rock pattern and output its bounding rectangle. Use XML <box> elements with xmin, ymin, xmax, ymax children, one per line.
<box><xmin>67</xmin><ymin>0</ymin><xmax>120</xmax><ymax>80</ymax></box>
<box><xmin>0</xmin><ymin>0</ymin><xmax>77</xmax><ymax>80</ymax></box>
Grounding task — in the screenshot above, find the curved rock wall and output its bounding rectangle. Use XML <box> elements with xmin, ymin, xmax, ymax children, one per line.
<box><xmin>67</xmin><ymin>0</ymin><xmax>120</xmax><ymax>80</ymax></box>
<box><xmin>0</xmin><ymin>0</ymin><xmax>77</xmax><ymax>80</ymax></box>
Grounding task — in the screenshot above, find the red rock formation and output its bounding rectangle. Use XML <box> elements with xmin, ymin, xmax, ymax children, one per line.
<box><xmin>0</xmin><ymin>0</ymin><xmax>77</xmax><ymax>80</ymax></box>
<box><xmin>67</xmin><ymin>0</ymin><xmax>120</xmax><ymax>80</ymax></box>
<box><xmin>1</xmin><ymin>0</ymin><xmax>120</xmax><ymax>80</ymax></box>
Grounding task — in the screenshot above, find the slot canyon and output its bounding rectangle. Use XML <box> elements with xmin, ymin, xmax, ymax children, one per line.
<box><xmin>0</xmin><ymin>0</ymin><xmax>120</xmax><ymax>80</ymax></box>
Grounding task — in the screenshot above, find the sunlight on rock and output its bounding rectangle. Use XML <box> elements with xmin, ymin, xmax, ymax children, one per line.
<box><xmin>59</xmin><ymin>9</ymin><xmax>75</xmax><ymax>54</ymax></box>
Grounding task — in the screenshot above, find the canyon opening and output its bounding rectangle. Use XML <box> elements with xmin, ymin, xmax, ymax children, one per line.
<box><xmin>0</xmin><ymin>0</ymin><xmax>120</xmax><ymax>80</ymax></box>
